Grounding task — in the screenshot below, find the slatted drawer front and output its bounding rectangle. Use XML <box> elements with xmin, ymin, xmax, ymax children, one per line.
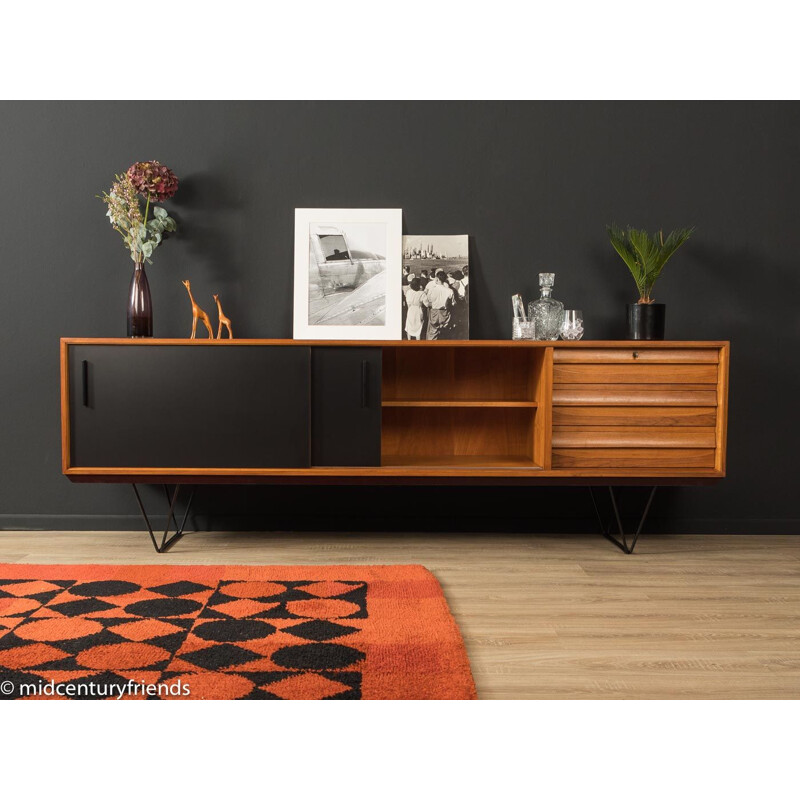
<box><xmin>553</xmin><ymin>363</ymin><xmax>718</xmax><ymax>384</ymax></box>
<box><xmin>553</xmin><ymin>348</ymin><xmax>719</xmax><ymax>364</ymax></box>
<box><xmin>552</xmin><ymin>448</ymin><xmax>717</xmax><ymax>468</ymax></box>
<box><xmin>553</xmin><ymin>385</ymin><xmax>717</xmax><ymax>406</ymax></box>
<box><xmin>553</xmin><ymin>406</ymin><xmax>716</xmax><ymax>427</ymax></box>
<box><xmin>551</xmin><ymin>347</ymin><xmax>722</xmax><ymax>470</ymax></box>
<box><xmin>553</xmin><ymin>427</ymin><xmax>716</xmax><ymax>448</ymax></box>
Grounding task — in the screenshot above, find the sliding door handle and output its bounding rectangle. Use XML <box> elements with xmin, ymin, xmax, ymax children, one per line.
<box><xmin>81</xmin><ymin>360</ymin><xmax>89</xmax><ymax>407</ymax></box>
<box><xmin>361</xmin><ymin>360</ymin><xmax>369</xmax><ymax>407</ymax></box>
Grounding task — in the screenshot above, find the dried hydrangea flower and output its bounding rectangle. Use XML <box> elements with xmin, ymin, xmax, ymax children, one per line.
<box><xmin>127</xmin><ymin>161</ymin><xmax>179</xmax><ymax>203</ymax></box>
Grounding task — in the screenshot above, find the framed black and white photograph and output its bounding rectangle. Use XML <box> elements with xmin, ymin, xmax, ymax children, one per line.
<box><xmin>402</xmin><ymin>235</ymin><xmax>469</xmax><ymax>340</ymax></box>
<box><xmin>293</xmin><ymin>208</ymin><xmax>403</xmax><ymax>340</ymax></box>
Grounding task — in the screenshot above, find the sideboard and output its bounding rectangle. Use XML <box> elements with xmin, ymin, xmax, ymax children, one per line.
<box><xmin>60</xmin><ymin>338</ymin><xmax>729</xmax><ymax>553</ymax></box>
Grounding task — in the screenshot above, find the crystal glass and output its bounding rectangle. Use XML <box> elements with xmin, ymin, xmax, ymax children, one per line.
<box><xmin>512</xmin><ymin>319</ymin><xmax>535</xmax><ymax>340</ymax></box>
<box><xmin>528</xmin><ymin>273</ymin><xmax>564</xmax><ymax>341</ymax></box>
<box><xmin>561</xmin><ymin>309</ymin><xmax>584</xmax><ymax>340</ymax></box>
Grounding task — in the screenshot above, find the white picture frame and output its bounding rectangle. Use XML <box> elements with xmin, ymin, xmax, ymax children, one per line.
<box><xmin>293</xmin><ymin>208</ymin><xmax>403</xmax><ymax>340</ymax></box>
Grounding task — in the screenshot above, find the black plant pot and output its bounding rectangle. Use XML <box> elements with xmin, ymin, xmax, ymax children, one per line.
<box><xmin>627</xmin><ymin>303</ymin><xmax>665</xmax><ymax>340</ymax></box>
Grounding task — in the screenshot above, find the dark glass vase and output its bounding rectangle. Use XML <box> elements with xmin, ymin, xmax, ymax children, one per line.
<box><xmin>127</xmin><ymin>259</ymin><xmax>153</xmax><ymax>337</ymax></box>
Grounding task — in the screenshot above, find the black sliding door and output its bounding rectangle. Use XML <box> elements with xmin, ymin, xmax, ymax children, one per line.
<box><xmin>69</xmin><ymin>345</ymin><xmax>310</xmax><ymax>468</ymax></box>
<box><xmin>311</xmin><ymin>347</ymin><xmax>382</xmax><ymax>467</ymax></box>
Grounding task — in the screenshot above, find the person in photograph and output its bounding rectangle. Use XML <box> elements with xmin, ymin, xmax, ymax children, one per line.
<box><xmin>404</xmin><ymin>278</ymin><xmax>430</xmax><ymax>340</ymax></box>
<box><xmin>417</xmin><ymin>271</ymin><xmax>430</xmax><ymax>339</ymax></box>
<box><xmin>401</xmin><ymin>273</ymin><xmax>416</xmax><ymax>339</ymax></box>
<box><xmin>426</xmin><ymin>270</ymin><xmax>454</xmax><ymax>340</ymax></box>
<box><xmin>447</xmin><ymin>269</ymin><xmax>468</xmax><ymax>337</ymax></box>
<box><xmin>448</xmin><ymin>269</ymin><xmax>466</xmax><ymax>301</ymax></box>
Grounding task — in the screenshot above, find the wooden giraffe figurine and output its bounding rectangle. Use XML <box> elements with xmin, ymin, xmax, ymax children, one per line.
<box><xmin>181</xmin><ymin>280</ymin><xmax>214</xmax><ymax>339</ymax></box>
<box><xmin>213</xmin><ymin>294</ymin><xmax>233</xmax><ymax>339</ymax></box>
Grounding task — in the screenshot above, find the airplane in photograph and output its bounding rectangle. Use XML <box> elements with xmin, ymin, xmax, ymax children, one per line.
<box><xmin>308</xmin><ymin>225</ymin><xmax>386</xmax><ymax>325</ymax></box>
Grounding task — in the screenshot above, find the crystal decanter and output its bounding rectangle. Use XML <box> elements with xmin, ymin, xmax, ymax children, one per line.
<box><xmin>528</xmin><ymin>273</ymin><xmax>564</xmax><ymax>341</ymax></box>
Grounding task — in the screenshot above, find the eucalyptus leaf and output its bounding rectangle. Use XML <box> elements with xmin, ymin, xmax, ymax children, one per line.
<box><xmin>153</xmin><ymin>206</ymin><xmax>167</xmax><ymax>220</ymax></box>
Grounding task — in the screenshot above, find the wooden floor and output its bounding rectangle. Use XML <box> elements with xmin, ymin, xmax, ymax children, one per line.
<box><xmin>1</xmin><ymin>530</ymin><xmax>798</xmax><ymax>699</ymax></box>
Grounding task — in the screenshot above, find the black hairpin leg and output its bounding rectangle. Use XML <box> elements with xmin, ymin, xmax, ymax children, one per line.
<box><xmin>132</xmin><ymin>484</ymin><xmax>195</xmax><ymax>553</ymax></box>
<box><xmin>589</xmin><ymin>486</ymin><xmax>657</xmax><ymax>555</ymax></box>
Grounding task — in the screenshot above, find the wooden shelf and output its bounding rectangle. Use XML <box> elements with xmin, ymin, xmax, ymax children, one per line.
<box><xmin>381</xmin><ymin>455</ymin><xmax>540</xmax><ymax>469</ymax></box>
<box><xmin>382</xmin><ymin>400</ymin><xmax>537</xmax><ymax>408</ymax></box>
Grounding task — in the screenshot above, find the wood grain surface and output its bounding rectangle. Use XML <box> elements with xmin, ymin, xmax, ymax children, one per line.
<box><xmin>553</xmin><ymin>363</ymin><xmax>719</xmax><ymax>384</ymax></box>
<box><xmin>553</xmin><ymin>385</ymin><xmax>718</xmax><ymax>406</ymax></box>
<box><xmin>552</xmin><ymin>427</ymin><xmax>716</xmax><ymax>449</ymax></box>
<box><xmin>552</xmin><ymin>448</ymin><xmax>717</xmax><ymax>468</ymax></box>
<box><xmin>552</xmin><ymin>348</ymin><xmax>719</xmax><ymax>363</ymax></box>
<box><xmin>552</xmin><ymin>406</ymin><xmax>717</xmax><ymax>427</ymax></box>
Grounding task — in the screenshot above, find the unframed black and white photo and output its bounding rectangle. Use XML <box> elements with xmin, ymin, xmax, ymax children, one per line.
<box><xmin>402</xmin><ymin>235</ymin><xmax>469</xmax><ymax>340</ymax></box>
<box><xmin>293</xmin><ymin>209</ymin><xmax>402</xmax><ymax>340</ymax></box>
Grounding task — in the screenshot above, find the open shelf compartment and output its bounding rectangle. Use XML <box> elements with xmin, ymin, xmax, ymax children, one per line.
<box><xmin>381</xmin><ymin>345</ymin><xmax>547</xmax><ymax>469</ymax></box>
<box><xmin>382</xmin><ymin>406</ymin><xmax>537</xmax><ymax>468</ymax></box>
<box><xmin>382</xmin><ymin>345</ymin><xmax>543</xmax><ymax>403</ymax></box>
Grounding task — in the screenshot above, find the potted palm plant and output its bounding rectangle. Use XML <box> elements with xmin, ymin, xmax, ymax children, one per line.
<box><xmin>606</xmin><ymin>224</ymin><xmax>695</xmax><ymax>339</ymax></box>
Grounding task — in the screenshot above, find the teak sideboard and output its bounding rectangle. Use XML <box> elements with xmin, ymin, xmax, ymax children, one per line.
<box><xmin>60</xmin><ymin>338</ymin><xmax>729</xmax><ymax>553</ymax></box>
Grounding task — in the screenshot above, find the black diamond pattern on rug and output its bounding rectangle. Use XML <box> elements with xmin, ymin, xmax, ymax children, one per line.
<box><xmin>284</xmin><ymin>620</ymin><xmax>360</xmax><ymax>642</ymax></box>
<box><xmin>271</xmin><ymin>643</ymin><xmax>365</xmax><ymax>670</ymax></box>
<box><xmin>67</xmin><ymin>580</ymin><xmax>141</xmax><ymax>597</ymax></box>
<box><xmin>49</xmin><ymin>598</ymin><xmax>117</xmax><ymax>616</ymax></box>
<box><xmin>124</xmin><ymin>598</ymin><xmax>203</xmax><ymax>618</ymax></box>
<box><xmin>192</xmin><ymin>619</ymin><xmax>276</xmax><ymax>643</ymax></box>
<box><xmin>180</xmin><ymin>643</ymin><xmax>262</xmax><ymax>670</ymax></box>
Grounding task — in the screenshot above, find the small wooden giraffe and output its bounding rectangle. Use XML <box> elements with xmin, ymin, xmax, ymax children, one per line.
<box><xmin>181</xmin><ymin>280</ymin><xmax>214</xmax><ymax>339</ymax></box>
<box><xmin>213</xmin><ymin>294</ymin><xmax>233</xmax><ymax>339</ymax></box>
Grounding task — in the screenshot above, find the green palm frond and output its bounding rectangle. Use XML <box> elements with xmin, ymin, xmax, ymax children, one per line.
<box><xmin>606</xmin><ymin>224</ymin><xmax>694</xmax><ymax>302</ymax></box>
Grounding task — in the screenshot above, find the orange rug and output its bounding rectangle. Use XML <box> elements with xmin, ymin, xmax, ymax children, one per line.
<box><xmin>0</xmin><ymin>564</ymin><xmax>476</xmax><ymax>700</ymax></box>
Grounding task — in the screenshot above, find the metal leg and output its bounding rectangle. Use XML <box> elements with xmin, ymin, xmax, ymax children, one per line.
<box><xmin>132</xmin><ymin>484</ymin><xmax>195</xmax><ymax>553</ymax></box>
<box><xmin>589</xmin><ymin>486</ymin><xmax>657</xmax><ymax>555</ymax></box>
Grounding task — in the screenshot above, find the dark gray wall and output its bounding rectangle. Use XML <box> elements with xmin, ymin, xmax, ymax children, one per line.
<box><xmin>1</xmin><ymin>101</ymin><xmax>797</xmax><ymax>534</ymax></box>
